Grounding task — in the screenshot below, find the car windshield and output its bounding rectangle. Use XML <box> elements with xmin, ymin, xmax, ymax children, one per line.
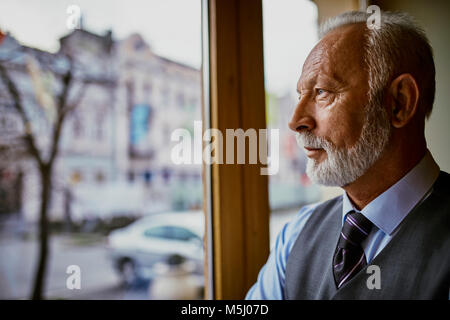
<box><xmin>143</xmin><ymin>225</ymin><xmax>200</xmax><ymax>242</ymax></box>
<box><xmin>143</xmin><ymin>226</ymin><xmax>171</xmax><ymax>239</ymax></box>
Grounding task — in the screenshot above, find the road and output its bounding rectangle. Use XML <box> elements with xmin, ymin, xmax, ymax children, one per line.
<box><xmin>0</xmin><ymin>233</ymin><xmax>142</xmax><ymax>299</ymax></box>
<box><xmin>0</xmin><ymin>208</ymin><xmax>298</xmax><ymax>300</ymax></box>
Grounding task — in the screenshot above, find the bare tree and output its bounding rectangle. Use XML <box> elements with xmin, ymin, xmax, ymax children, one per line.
<box><xmin>0</xmin><ymin>51</ymin><xmax>87</xmax><ymax>300</ymax></box>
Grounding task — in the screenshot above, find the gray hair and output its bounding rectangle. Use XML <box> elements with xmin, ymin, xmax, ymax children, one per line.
<box><xmin>320</xmin><ymin>11</ymin><xmax>435</xmax><ymax>118</ymax></box>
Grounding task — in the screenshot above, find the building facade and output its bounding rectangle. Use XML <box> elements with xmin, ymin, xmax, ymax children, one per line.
<box><xmin>0</xmin><ymin>27</ymin><xmax>202</xmax><ymax>223</ymax></box>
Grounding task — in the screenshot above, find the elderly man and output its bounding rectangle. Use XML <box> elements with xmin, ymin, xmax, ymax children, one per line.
<box><xmin>246</xmin><ymin>11</ymin><xmax>449</xmax><ymax>300</ymax></box>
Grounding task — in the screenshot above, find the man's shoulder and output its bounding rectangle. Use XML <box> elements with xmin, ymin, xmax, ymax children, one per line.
<box><xmin>300</xmin><ymin>194</ymin><xmax>344</xmax><ymax>223</ymax></box>
<box><xmin>286</xmin><ymin>195</ymin><xmax>343</xmax><ymax>234</ymax></box>
<box><xmin>272</xmin><ymin>196</ymin><xmax>344</xmax><ymax>262</ymax></box>
<box><xmin>295</xmin><ymin>195</ymin><xmax>342</xmax><ymax>219</ymax></box>
<box><xmin>314</xmin><ymin>194</ymin><xmax>343</xmax><ymax>211</ymax></box>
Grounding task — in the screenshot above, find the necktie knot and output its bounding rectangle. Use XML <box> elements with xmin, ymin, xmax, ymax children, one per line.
<box><xmin>338</xmin><ymin>211</ymin><xmax>373</xmax><ymax>249</ymax></box>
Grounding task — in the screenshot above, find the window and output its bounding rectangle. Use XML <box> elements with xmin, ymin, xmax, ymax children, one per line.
<box><xmin>262</xmin><ymin>0</ymin><xmax>322</xmax><ymax>247</ymax></box>
<box><xmin>143</xmin><ymin>226</ymin><xmax>199</xmax><ymax>242</ymax></box>
<box><xmin>70</xmin><ymin>171</ymin><xmax>82</xmax><ymax>184</ymax></box>
<box><xmin>206</xmin><ymin>0</ymin><xmax>270</xmax><ymax>299</ymax></box>
<box><xmin>0</xmin><ymin>0</ymin><xmax>204</xmax><ymax>300</ymax></box>
<box><xmin>161</xmin><ymin>86</ymin><xmax>170</xmax><ymax>106</ymax></box>
<box><xmin>0</xmin><ymin>0</ymin><xmax>317</xmax><ymax>301</ymax></box>
<box><xmin>176</xmin><ymin>91</ymin><xmax>185</xmax><ymax>109</ymax></box>
<box><xmin>95</xmin><ymin>171</ymin><xmax>105</xmax><ymax>183</ymax></box>
<box><xmin>143</xmin><ymin>82</ymin><xmax>153</xmax><ymax>103</ymax></box>
<box><xmin>96</xmin><ymin>110</ymin><xmax>105</xmax><ymax>141</ymax></box>
<box><xmin>143</xmin><ymin>226</ymin><xmax>170</xmax><ymax>239</ymax></box>
<box><xmin>72</xmin><ymin>111</ymin><xmax>83</xmax><ymax>139</ymax></box>
<box><xmin>170</xmin><ymin>226</ymin><xmax>199</xmax><ymax>241</ymax></box>
<box><xmin>127</xmin><ymin>171</ymin><xmax>135</xmax><ymax>182</ymax></box>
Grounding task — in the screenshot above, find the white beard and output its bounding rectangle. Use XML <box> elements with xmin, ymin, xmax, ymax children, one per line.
<box><xmin>295</xmin><ymin>100</ymin><xmax>391</xmax><ymax>187</ymax></box>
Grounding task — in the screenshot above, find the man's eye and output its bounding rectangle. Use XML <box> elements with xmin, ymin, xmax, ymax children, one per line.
<box><xmin>317</xmin><ymin>88</ymin><xmax>327</xmax><ymax>96</ymax></box>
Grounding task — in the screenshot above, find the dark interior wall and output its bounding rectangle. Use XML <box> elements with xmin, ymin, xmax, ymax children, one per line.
<box><xmin>374</xmin><ymin>0</ymin><xmax>450</xmax><ymax>171</ymax></box>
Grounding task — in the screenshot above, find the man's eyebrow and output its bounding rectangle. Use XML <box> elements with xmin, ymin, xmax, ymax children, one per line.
<box><xmin>297</xmin><ymin>76</ymin><xmax>316</xmax><ymax>92</ymax></box>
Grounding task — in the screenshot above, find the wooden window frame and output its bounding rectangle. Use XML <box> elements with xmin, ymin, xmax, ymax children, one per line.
<box><xmin>201</xmin><ymin>0</ymin><xmax>270</xmax><ymax>300</ymax></box>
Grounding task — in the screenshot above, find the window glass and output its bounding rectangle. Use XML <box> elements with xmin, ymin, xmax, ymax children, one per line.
<box><xmin>263</xmin><ymin>0</ymin><xmax>336</xmax><ymax>247</ymax></box>
<box><xmin>0</xmin><ymin>0</ymin><xmax>203</xmax><ymax>300</ymax></box>
<box><xmin>170</xmin><ymin>226</ymin><xmax>198</xmax><ymax>242</ymax></box>
<box><xmin>143</xmin><ymin>226</ymin><xmax>170</xmax><ymax>239</ymax></box>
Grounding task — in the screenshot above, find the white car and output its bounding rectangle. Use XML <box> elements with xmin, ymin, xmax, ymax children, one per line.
<box><xmin>107</xmin><ymin>210</ymin><xmax>204</xmax><ymax>285</ymax></box>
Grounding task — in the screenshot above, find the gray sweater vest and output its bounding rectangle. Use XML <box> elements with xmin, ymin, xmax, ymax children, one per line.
<box><xmin>285</xmin><ymin>171</ymin><xmax>450</xmax><ymax>300</ymax></box>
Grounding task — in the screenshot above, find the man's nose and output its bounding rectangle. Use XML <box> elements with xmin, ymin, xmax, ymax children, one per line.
<box><xmin>288</xmin><ymin>100</ymin><xmax>315</xmax><ymax>133</ymax></box>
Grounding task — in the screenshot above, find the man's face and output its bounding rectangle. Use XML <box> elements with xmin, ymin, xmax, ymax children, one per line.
<box><xmin>290</xmin><ymin>24</ymin><xmax>391</xmax><ymax>186</ymax></box>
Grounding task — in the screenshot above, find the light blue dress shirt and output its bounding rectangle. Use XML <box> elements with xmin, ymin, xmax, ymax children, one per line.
<box><xmin>246</xmin><ymin>151</ymin><xmax>441</xmax><ymax>299</ymax></box>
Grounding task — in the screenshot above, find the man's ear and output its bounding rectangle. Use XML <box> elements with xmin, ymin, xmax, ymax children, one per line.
<box><xmin>387</xmin><ymin>73</ymin><xmax>420</xmax><ymax>128</ymax></box>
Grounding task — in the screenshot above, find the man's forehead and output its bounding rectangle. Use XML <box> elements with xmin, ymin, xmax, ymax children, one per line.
<box><xmin>298</xmin><ymin>23</ymin><xmax>367</xmax><ymax>87</ymax></box>
<box><xmin>297</xmin><ymin>72</ymin><xmax>341</xmax><ymax>90</ymax></box>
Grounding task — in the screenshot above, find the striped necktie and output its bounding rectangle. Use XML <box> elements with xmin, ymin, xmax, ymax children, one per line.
<box><xmin>333</xmin><ymin>211</ymin><xmax>373</xmax><ymax>289</ymax></box>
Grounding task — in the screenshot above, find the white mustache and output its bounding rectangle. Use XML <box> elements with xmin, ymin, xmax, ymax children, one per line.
<box><xmin>295</xmin><ymin>132</ymin><xmax>332</xmax><ymax>151</ymax></box>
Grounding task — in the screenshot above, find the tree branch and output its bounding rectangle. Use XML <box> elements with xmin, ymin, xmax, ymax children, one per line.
<box><xmin>61</xmin><ymin>80</ymin><xmax>87</xmax><ymax>118</ymax></box>
<box><xmin>0</xmin><ymin>62</ymin><xmax>44</xmax><ymax>168</ymax></box>
<box><xmin>48</xmin><ymin>58</ymin><xmax>83</xmax><ymax>165</ymax></box>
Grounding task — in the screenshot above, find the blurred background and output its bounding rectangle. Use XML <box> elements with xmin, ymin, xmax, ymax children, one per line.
<box><xmin>0</xmin><ymin>0</ymin><xmax>204</xmax><ymax>300</ymax></box>
<box><xmin>0</xmin><ymin>0</ymin><xmax>448</xmax><ymax>300</ymax></box>
<box><xmin>0</xmin><ymin>0</ymin><xmax>322</xmax><ymax>300</ymax></box>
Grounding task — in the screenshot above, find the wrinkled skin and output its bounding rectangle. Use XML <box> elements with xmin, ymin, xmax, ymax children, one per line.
<box><xmin>289</xmin><ymin>23</ymin><xmax>426</xmax><ymax>210</ymax></box>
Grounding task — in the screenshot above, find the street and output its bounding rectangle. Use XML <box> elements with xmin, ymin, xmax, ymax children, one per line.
<box><xmin>0</xmin><ymin>233</ymin><xmax>151</xmax><ymax>300</ymax></box>
<box><xmin>0</xmin><ymin>208</ymin><xmax>298</xmax><ymax>300</ymax></box>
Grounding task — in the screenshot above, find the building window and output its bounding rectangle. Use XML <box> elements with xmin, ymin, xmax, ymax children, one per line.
<box><xmin>73</xmin><ymin>112</ymin><xmax>83</xmax><ymax>139</ymax></box>
<box><xmin>127</xmin><ymin>171</ymin><xmax>135</xmax><ymax>183</ymax></box>
<box><xmin>176</xmin><ymin>92</ymin><xmax>185</xmax><ymax>109</ymax></box>
<box><xmin>188</xmin><ymin>97</ymin><xmax>198</xmax><ymax>112</ymax></box>
<box><xmin>144</xmin><ymin>171</ymin><xmax>152</xmax><ymax>186</ymax></box>
<box><xmin>96</xmin><ymin>110</ymin><xmax>105</xmax><ymax>141</ymax></box>
<box><xmin>70</xmin><ymin>171</ymin><xmax>82</xmax><ymax>184</ymax></box>
<box><xmin>95</xmin><ymin>171</ymin><xmax>105</xmax><ymax>183</ymax></box>
<box><xmin>144</xmin><ymin>82</ymin><xmax>152</xmax><ymax>103</ymax></box>
<box><xmin>161</xmin><ymin>87</ymin><xmax>169</xmax><ymax>106</ymax></box>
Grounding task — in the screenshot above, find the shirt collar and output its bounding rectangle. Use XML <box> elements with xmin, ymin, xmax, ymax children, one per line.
<box><xmin>342</xmin><ymin>150</ymin><xmax>440</xmax><ymax>235</ymax></box>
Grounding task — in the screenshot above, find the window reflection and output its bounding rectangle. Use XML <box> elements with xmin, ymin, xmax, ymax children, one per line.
<box><xmin>0</xmin><ymin>0</ymin><xmax>202</xmax><ymax>300</ymax></box>
<box><xmin>262</xmin><ymin>0</ymin><xmax>322</xmax><ymax>246</ymax></box>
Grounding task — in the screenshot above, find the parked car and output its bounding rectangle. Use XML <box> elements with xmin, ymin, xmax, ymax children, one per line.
<box><xmin>107</xmin><ymin>210</ymin><xmax>204</xmax><ymax>285</ymax></box>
